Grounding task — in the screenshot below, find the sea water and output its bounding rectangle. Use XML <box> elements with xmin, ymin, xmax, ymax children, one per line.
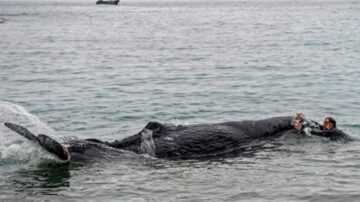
<box><xmin>1</xmin><ymin>0</ymin><xmax>360</xmax><ymax>201</ymax></box>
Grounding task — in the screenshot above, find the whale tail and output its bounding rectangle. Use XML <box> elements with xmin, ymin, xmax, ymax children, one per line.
<box><xmin>4</xmin><ymin>122</ymin><xmax>70</xmax><ymax>162</ymax></box>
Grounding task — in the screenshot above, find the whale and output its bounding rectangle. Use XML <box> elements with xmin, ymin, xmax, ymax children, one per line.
<box><xmin>4</xmin><ymin>116</ymin><xmax>353</xmax><ymax>160</ymax></box>
<box><xmin>72</xmin><ymin>116</ymin><xmax>353</xmax><ymax>159</ymax></box>
<box><xmin>90</xmin><ymin>116</ymin><xmax>294</xmax><ymax>158</ymax></box>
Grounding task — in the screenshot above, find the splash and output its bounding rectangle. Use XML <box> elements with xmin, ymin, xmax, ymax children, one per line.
<box><xmin>169</xmin><ymin>118</ymin><xmax>190</xmax><ymax>126</ymax></box>
<box><xmin>0</xmin><ymin>101</ymin><xmax>55</xmax><ymax>135</ymax></box>
<box><xmin>139</xmin><ymin>129</ymin><xmax>156</xmax><ymax>157</ymax></box>
<box><xmin>0</xmin><ymin>142</ymin><xmax>46</xmax><ymax>165</ymax></box>
<box><xmin>0</xmin><ymin>101</ymin><xmax>58</xmax><ymax>164</ymax></box>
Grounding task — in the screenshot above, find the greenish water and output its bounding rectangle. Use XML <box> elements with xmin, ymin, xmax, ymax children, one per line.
<box><xmin>1</xmin><ymin>0</ymin><xmax>360</xmax><ymax>201</ymax></box>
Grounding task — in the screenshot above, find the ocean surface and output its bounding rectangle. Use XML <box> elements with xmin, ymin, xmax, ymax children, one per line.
<box><xmin>1</xmin><ymin>0</ymin><xmax>360</xmax><ymax>201</ymax></box>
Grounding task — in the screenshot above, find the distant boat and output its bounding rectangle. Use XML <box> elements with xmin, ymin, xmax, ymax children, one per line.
<box><xmin>96</xmin><ymin>0</ymin><xmax>119</xmax><ymax>5</ymax></box>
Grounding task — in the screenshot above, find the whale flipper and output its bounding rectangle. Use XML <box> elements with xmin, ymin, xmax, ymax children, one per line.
<box><xmin>4</xmin><ymin>122</ymin><xmax>39</xmax><ymax>143</ymax></box>
<box><xmin>4</xmin><ymin>122</ymin><xmax>70</xmax><ymax>162</ymax></box>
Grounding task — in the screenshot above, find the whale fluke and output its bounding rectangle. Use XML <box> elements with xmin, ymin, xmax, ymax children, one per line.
<box><xmin>4</xmin><ymin>122</ymin><xmax>70</xmax><ymax>162</ymax></box>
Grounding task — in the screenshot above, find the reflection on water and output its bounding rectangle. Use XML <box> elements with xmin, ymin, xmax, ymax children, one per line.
<box><xmin>12</xmin><ymin>161</ymin><xmax>71</xmax><ymax>192</ymax></box>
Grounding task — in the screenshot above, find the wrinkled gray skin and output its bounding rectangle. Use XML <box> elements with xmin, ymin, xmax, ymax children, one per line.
<box><xmin>69</xmin><ymin>116</ymin><xmax>292</xmax><ymax>158</ymax></box>
<box><xmin>66</xmin><ymin>116</ymin><xmax>352</xmax><ymax>159</ymax></box>
<box><xmin>142</xmin><ymin>116</ymin><xmax>294</xmax><ymax>158</ymax></box>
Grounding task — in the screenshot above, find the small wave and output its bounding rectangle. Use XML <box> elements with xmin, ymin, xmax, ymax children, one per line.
<box><xmin>343</xmin><ymin>124</ymin><xmax>360</xmax><ymax>129</ymax></box>
<box><xmin>0</xmin><ymin>12</ymin><xmax>38</xmax><ymax>17</ymax></box>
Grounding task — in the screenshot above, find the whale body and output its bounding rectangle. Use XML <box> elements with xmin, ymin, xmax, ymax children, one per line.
<box><xmin>80</xmin><ymin>116</ymin><xmax>353</xmax><ymax>159</ymax></box>
<box><xmin>108</xmin><ymin>116</ymin><xmax>294</xmax><ymax>158</ymax></box>
<box><xmin>5</xmin><ymin>116</ymin><xmax>352</xmax><ymax>160</ymax></box>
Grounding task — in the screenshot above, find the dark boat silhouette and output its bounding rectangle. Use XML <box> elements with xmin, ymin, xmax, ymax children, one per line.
<box><xmin>96</xmin><ymin>0</ymin><xmax>119</xmax><ymax>5</ymax></box>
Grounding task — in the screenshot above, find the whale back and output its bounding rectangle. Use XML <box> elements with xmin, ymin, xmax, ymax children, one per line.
<box><xmin>149</xmin><ymin>116</ymin><xmax>293</xmax><ymax>158</ymax></box>
<box><xmin>322</xmin><ymin>129</ymin><xmax>353</xmax><ymax>141</ymax></box>
<box><xmin>222</xmin><ymin>116</ymin><xmax>293</xmax><ymax>138</ymax></box>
